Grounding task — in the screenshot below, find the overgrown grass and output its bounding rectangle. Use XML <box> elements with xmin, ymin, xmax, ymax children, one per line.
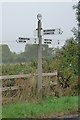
<box><xmin>2</xmin><ymin>96</ymin><xmax>78</xmax><ymax>118</ymax></box>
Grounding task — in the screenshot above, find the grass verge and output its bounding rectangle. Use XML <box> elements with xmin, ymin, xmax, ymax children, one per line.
<box><xmin>2</xmin><ymin>96</ymin><xmax>78</xmax><ymax>118</ymax></box>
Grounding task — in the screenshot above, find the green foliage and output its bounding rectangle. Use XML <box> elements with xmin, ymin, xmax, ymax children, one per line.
<box><xmin>0</xmin><ymin>44</ymin><xmax>12</xmax><ymax>63</ymax></box>
<box><xmin>58</xmin><ymin>38</ymin><xmax>78</xmax><ymax>70</ymax></box>
<box><xmin>0</xmin><ymin>44</ymin><xmax>54</xmax><ymax>64</ymax></box>
<box><xmin>1</xmin><ymin>63</ymin><xmax>33</xmax><ymax>75</ymax></box>
<box><xmin>55</xmin><ymin>38</ymin><xmax>78</xmax><ymax>88</ymax></box>
<box><xmin>2</xmin><ymin>96</ymin><xmax>78</xmax><ymax>118</ymax></box>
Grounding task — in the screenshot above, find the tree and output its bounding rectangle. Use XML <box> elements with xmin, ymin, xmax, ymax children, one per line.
<box><xmin>1</xmin><ymin>44</ymin><xmax>12</xmax><ymax>63</ymax></box>
<box><xmin>55</xmin><ymin>38</ymin><xmax>78</xmax><ymax>88</ymax></box>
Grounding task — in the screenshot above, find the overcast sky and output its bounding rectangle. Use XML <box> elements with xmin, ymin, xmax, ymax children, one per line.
<box><xmin>1</xmin><ymin>2</ymin><xmax>77</xmax><ymax>53</ymax></box>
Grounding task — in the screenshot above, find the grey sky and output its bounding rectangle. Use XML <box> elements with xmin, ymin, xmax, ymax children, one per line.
<box><xmin>2</xmin><ymin>2</ymin><xmax>77</xmax><ymax>53</ymax></box>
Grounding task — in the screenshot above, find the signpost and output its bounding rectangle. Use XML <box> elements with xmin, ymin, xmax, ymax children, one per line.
<box><xmin>44</xmin><ymin>39</ymin><xmax>52</xmax><ymax>44</ymax></box>
<box><xmin>36</xmin><ymin>14</ymin><xmax>63</xmax><ymax>97</ymax></box>
<box><xmin>35</xmin><ymin>28</ymin><xmax>63</xmax><ymax>36</ymax></box>
<box><xmin>43</xmin><ymin>28</ymin><xmax>63</xmax><ymax>35</ymax></box>
<box><xmin>16</xmin><ymin>37</ymin><xmax>30</xmax><ymax>43</ymax></box>
<box><xmin>16</xmin><ymin>13</ymin><xmax>63</xmax><ymax>98</ymax></box>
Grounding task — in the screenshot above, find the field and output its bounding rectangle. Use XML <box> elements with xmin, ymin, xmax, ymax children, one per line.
<box><xmin>2</xmin><ymin>96</ymin><xmax>78</xmax><ymax>118</ymax></box>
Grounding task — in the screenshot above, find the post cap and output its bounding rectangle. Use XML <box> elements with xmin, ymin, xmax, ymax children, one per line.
<box><xmin>37</xmin><ymin>13</ymin><xmax>42</xmax><ymax>20</ymax></box>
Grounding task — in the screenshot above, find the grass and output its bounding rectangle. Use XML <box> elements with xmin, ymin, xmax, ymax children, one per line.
<box><xmin>2</xmin><ymin>96</ymin><xmax>78</xmax><ymax>118</ymax></box>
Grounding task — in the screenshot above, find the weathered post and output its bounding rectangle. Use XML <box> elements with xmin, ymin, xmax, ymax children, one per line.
<box><xmin>37</xmin><ymin>14</ymin><xmax>42</xmax><ymax>97</ymax></box>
